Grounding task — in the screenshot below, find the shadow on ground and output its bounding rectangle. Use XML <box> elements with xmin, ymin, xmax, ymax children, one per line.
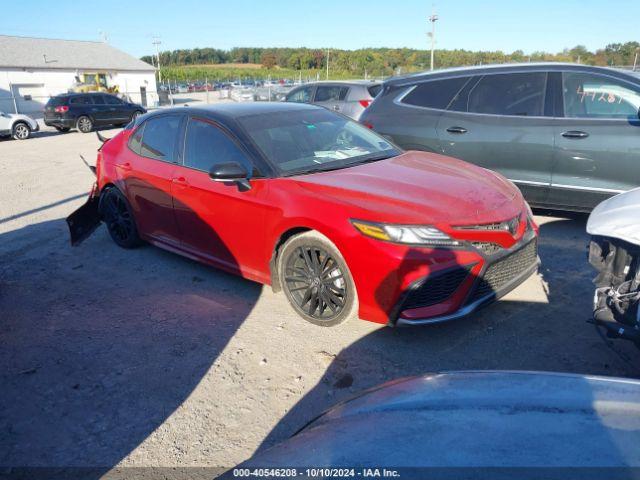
<box><xmin>0</xmin><ymin>211</ymin><xmax>261</xmax><ymax>472</ymax></box>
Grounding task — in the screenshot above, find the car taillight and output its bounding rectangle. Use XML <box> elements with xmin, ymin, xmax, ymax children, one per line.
<box><xmin>54</xmin><ymin>105</ymin><xmax>69</xmax><ymax>113</ymax></box>
<box><xmin>358</xmin><ymin>99</ymin><xmax>372</xmax><ymax>108</ymax></box>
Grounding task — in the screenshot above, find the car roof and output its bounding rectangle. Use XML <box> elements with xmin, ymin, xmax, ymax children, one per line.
<box><xmin>385</xmin><ymin>62</ymin><xmax>640</xmax><ymax>86</ymax></box>
<box><xmin>54</xmin><ymin>91</ymin><xmax>113</xmax><ymax>97</ymax></box>
<box><xmin>141</xmin><ymin>102</ymin><xmax>322</xmax><ymax>127</ymax></box>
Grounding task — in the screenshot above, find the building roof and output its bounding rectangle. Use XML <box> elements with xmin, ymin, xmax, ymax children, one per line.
<box><xmin>0</xmin><ymin>35</ymin><xmax>155</xmax><ymax>72</ymax></box>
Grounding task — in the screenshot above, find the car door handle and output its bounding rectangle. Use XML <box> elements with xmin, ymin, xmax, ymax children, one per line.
<box><xmin>172</xmin><ymin>176</ymin><xmax>188</xmax><ymax>186</ymax></box>
<box><xmin>562</xmin><ymin>130</ymin><xmax>589</xmax><ymax>139</ymax></box>
<box><xmin>446</xmin><ymin>126</ymin><xmax>467</xmax><ymax>134</ymax></box>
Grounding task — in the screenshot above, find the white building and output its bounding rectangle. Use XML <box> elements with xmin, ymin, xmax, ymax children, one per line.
<box><xmin>0</xmin><ymin>35</ymin><xmax>157</xmax><ymax>116</ymax></box>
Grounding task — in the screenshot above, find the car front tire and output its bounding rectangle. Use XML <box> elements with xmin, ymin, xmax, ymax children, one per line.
<box><xmin>12</xmin><ymin>122</ymin><xmax>31</xmax><ymax>140</ymax></box>
<box><xmin>278</xmin><ymin>231</ymin><xmax>358</xmax><ymax>327</ymax></box>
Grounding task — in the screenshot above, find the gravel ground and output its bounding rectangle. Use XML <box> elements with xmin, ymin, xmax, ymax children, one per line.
<box><xmin>1</xmin><ymin>124</ymin><xmax>639</xmax><ymax>471</ymax></box>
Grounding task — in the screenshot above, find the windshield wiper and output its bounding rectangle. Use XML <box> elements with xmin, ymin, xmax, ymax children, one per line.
<box><xmin>347</xmin><ymin>153</ymin><xmax>396</xmax><ymax>166</ymax></box>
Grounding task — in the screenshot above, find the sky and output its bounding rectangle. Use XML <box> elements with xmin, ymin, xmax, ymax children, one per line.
<box><xmin>1</xmin><ymin>0</ymin><xmax>639</xmax><ymax>58</ymax></box>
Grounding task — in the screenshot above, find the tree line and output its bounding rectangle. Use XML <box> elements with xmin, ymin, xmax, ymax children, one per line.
<box><xmin>142</xmin><ymin>42</ymin><xmax>640</xmax><ymax>77</ymax></box>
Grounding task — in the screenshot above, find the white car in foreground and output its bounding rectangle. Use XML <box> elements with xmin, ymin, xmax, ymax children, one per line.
<box><xmin>588</xmin><ymin>187</ymin><xmax>640</xmax><ymax>348</ymax></box>
<box><xmin>0</xmin><ymin>111</ymin><xmax>39</xmax><ymax>140</ymax></box>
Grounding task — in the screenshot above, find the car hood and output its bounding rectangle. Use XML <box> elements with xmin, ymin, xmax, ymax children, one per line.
<box><xmin>587</xmin><ymin>187</ymin><xmax>640</xmax><ymax>246</ymax></box>
<box><xmin>239</xmin><ymin>371</ymin><xmax>640</xmax><ymax>468</ymax></box>
<box><xmin>292</xmin><ymin>151</ymin><xmax>522</xmax><ymax>225</ymax></box>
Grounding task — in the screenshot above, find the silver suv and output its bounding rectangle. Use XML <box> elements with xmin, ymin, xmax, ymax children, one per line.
<box><xmin>284</xmin><ymin>81</ymin><xmax>382</xmax><ymax>120</ymax></box>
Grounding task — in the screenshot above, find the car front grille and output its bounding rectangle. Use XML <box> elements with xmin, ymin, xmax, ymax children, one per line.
<box><xmin>402</xmin><ymin>266</ymin><xmax>471</xmax><ymax>310</ymax></box>
<box><xmin>467</xmin><ymin>239</ymin><xmax>538</xmax><ymax>304</ymax></box>
<box><xmin>455</xmin><ymin>216</ymin><xmax>521</xmax><ymax>235</ymax></box>
<box><xmin>471</xmin><ymin>241</ymin><xmax>503</xmax><ymax>255</ymax></box>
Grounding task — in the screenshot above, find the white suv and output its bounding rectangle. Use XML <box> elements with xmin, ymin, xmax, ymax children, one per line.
<box><xmin>0</xmin><ymin>111</ymin><xmax>39</xmax><ymax>140</ymax></box>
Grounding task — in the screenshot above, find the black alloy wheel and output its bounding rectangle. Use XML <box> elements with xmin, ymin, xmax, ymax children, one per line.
<box><xmin>283</xmin><ymin>245</ymin><xmax>348</xmax><ymax>324</ymax></box>
<box><xmin>100</xmin><ymin>188</ymin><xmax>141</xmax><ymax>248</ymax></box>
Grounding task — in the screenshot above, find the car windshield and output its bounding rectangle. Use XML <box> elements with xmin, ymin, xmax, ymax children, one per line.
<box><xmin>238</xmin><ymin>109</ymin><xmax>401</xmax><ymax>175</ymax></box>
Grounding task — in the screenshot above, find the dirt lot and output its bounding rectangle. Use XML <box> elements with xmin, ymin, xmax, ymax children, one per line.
<box><xmin>1</xmin><ymin>124</ymin><xmax>639</xmax><ymax>470</ymax></box>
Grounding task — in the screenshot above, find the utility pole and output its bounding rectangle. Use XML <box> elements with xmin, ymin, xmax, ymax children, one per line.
<box><xmin>428</xmin><ymin>7</ymin><xmax>438</xmax><ymax>71</ymax></box>
<box><xmin>634</xmin><ymin>50</ymin><xmax>639</xmax><ymax>72</ymax></box>
<box><xmin>152</xmin><ymin>36</ymin><xmax>162</xmax><ymax>86</ymax></box>
<box><xmin>326</xmin><ymin>48</ymin><xmax>330</xmax><ymax>80</ymax></box>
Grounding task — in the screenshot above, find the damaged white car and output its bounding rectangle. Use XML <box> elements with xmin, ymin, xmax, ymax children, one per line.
<box><xmin>588</xmin><ymin>187</ymin><xmax>640</xmax><ymax>348</ymax></box>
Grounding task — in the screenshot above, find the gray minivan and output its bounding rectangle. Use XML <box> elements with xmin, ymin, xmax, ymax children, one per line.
<box><xmin>360</xmin><ymin>63</ymin><xmax>640</xmax><ymax>211</ymax></box>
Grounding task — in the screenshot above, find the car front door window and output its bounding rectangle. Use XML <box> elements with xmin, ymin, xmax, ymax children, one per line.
<box><xmin>183</xmin><ymin>118</ymin><xmax>254</xmax><ymax>174</ymax></box>
<box><xmin>562</xmin><ymin>72</ymin><xmax>640</xmax><ymax>119</ymax></box>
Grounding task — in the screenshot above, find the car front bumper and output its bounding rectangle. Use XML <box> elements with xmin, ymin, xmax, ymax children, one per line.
<box><xmin>395</xmin><ymin>250</ymin><xmax>539</xmax><ymax>326</ymax></box>
<box><xmin>343</xmin><ymin>210</ymin><xmax>539</xmax><ymax>326</ymax></box>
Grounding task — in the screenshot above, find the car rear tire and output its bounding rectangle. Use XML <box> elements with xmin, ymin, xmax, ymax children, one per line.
<box><xmin>77</xmin><ymin>116</ymin><xmax>93</xmax><ymax>133</ymax></box>
<box><xmin>12</xmin><ymin>122</ymin><xmax>31</xmax><ymax>140</ymax></box>
<box><xmin>278</xmin><ymin>231</ymin><xmax>357</xmax><ymax>326</ymax></box>
<box><xmin>99</xmin><ymin>187</ymin><xmax>142</xmax><ymax>249</ymax></box>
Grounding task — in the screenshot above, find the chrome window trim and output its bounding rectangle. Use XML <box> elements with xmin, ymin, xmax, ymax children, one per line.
<box><xmin>510</xmin><ymin>179</ymin><xmax>549</xmax><ymax>186</ymax></box>
<box><xmin>550</xmin><ymin>183</ymin><xmax>627</xmax><ymax>194</ymax></box>
<box><xmin>510</xmin><ymin>178</ymin><xmax>627</xmax><ymax>194</ymax></box>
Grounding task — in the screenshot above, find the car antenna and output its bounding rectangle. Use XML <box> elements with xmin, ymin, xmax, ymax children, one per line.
<box><xmin>79</xmin><ymin>154</ymin><xmax>97</xmax><ymax>176</ymax></box>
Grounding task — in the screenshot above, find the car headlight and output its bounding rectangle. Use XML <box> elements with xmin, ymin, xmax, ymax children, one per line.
<box><xmin>351</xmin><ymin>220</ymin><xmax>459</xmax><ymax>246</ymax></box>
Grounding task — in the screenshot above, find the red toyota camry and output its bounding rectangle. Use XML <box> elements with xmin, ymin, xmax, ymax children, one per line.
<box><xmin>68</xmin><ymin>103</ymin><xmax>539</xmax><ymax>327</ymax></box>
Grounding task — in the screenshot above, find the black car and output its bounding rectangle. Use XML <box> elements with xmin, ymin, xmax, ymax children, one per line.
<box><xmin>44</xmin><ymin>92</ymin><xmax>146</xmax><ymax>133</ymax></box>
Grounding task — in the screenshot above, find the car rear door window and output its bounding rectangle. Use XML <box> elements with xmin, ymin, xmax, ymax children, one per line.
<box><xmin>314</xmin><ymin>86</ymin><xmax>349</xmax><ymax>102</ymax></box>
<box><xmin>139</xmin><ymin>115</ymin><xmax>180</xmax><ymax>162</ymax></box>
<box><xmin>104</xmin><ymin>95</ymin><xmax>122</xmax><ymax>105</ymax></box>
<box><xmin>466</xmin><ymin>72</ymin><xmax>547</xmax><ymax>116</ymax></box>
<box><xmin>367</xmin><ymin>84</ymin><xmax>382</xmax><ymax>97</ymax></box>
<box><xmin>69</xmin><ymin>95</ymin><xmax>92</xmax><ymax>105</ymax></box>
<box><xmin>91</xmin><ymin>95</ymin><xmax>106</xmax><ymax>105</ymax></box>
<box><xmin>128</xmin><ymin>123</ymin><xmax>145</xmax><ymax>155</ymax></box>
<box><xmin>287</xmin><ymin>87</ymin><xmax>313</xmax><ymax>103</ymax></box>
<box><xmin>562</xmin><ymin>72</ymin><xmax>640</xmax><ymax>119</ymax></box>
<box><xmin>184</xmin><ymin>118</ymin><xmax>253</xmax><ymax>173</ymax></box>
<box><xmin>402</xmin><ymin>77</ymin><xmax>470</xmax><ymax>110</ymax></box>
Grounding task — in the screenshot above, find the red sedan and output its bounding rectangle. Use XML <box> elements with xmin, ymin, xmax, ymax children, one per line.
<box><xmin>68</xmin><ymin>103</ymin><xmax>539</xmax><ymax>327</ymax></box>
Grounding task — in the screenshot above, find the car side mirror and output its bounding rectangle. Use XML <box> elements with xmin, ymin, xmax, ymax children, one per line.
<box><xmin>209</xmin><ymin>161</ymin><xmax>251</xmax><ymax>190</ymax></box>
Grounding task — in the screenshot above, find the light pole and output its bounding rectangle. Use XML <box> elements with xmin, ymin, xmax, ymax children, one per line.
<box><xmin>152</xmin><ymin>37</ymin><xmax>162</xmax><ymax>85</ymax></box>
<box><xmin>326</xmin><ymin>48</ymin><xmax>330</xmax><ymax>80</ymax></box>
<box><xmin>428</xmin><ymin>8</ymin><xmax>438</xmax><ymax>71</ymax></box>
